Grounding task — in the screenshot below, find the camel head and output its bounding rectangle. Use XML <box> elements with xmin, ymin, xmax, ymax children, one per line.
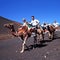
<box><xmin>4</xmin><ymin>23</ymin><xmax>15</xmax><ymax>32</ymax></box>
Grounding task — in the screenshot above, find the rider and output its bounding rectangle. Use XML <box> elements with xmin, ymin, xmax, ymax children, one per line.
<box><xmin>41</xmin><ymin>22</ymin><xmax>47</xmax><ymax>29</ymax></box>
<box><xmin>41</xmin><ymin>22</ymin><xmax>49</xmax><ymax>32</ymax></box>
<box><xmin>52</xmin><ymin>20</ymin><xmax>59</xmax><ymax>31</ymax></box>
<box><xmin>18</xmin><ymin>18</ymin><xmax>28</xmax><ymax>30</ymax></box>
<box><xmin>29</xmin><ymin>16</ymin><xmax>40</xmax><ymax>38</ymax></box>
<box><xmin>53</xmin><ymin>20</ymin><xmax>59</xmax><ymax>28</ymax></box>
<box><xmin>30</xmin><ymin>16</ymin><xmax>40</xmax><ymax>29</ymax></box>
<box><xmin>22</xmin><ymin>18</ymin><xmax>28</xmax><ymax>26</ymax></box>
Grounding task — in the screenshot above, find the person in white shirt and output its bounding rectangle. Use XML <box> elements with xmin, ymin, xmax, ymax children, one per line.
<box><xmin>41</xmin><ymin>22</ymin><xmax>50</xmax><ymax>33</ymax></box>
<box><xmin>53</xmin><ymin>20</ymin><xmax>59</xmax><ymax>27</ymax></box>
<box><xmin>28</xmin><ymin>16</ymin><xmax>40</xmax><ymax>38</ymax></box>
<box><xmin>30</xmin><ymin>16</ymin><xmax>40</xmax><ymax>29</ymax></box>
<box><xmin>52</xmin><ymin>20</ymin><xmax>59</xmax><ymax>31</ymax></box>
<box><xmin>22</xmin><ymin>18</ymin><xmax>27</xmax><ymax>26</ymax></box>
<box><xmin>18</xmin><ymin>18</ymin><xmax>28</xmax><ymax>30</ymax></box>
<box><xmin>41</xmin><ymin>22</ymin><xmax>48</xmax><ymax>30</ymax></box>
<box><xmin>22</xmin><ymin>18</ymin><xmax>34</xmax><ymax>30</ymax></box>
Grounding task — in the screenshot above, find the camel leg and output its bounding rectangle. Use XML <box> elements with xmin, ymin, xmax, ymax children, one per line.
<box><xmin>48</xmin><ymin>31</ymin><xmax>54</xmax><ymax>40</ymax></box>
<box><xmin>42</xmin><ymin>33</ymin><xmax>44</xmax><ymax>40</ymax></box>
<box><xmin>18</xmin><ymin>37</ymin><xmax>23</xmax><ymax>42</ymax></box>
<box><xmin>51</xmin><ymin>32</ymin><xmax>54</xmax><ymax>40</ymax></box>
<box><xmin>38</xmin><ymin>33</ymin><xmax>44</xmax><ymax>44</ymax></box>
<box><xmin>38</xmin><ymin>31</ymin><xmax>44</xmax><ymax>43</ymax></box>
<box><xmin>33</xmin><ymin>34</ymin><xmax>37</xmax><ymax>49</ymax></box>
<box><xmin>48</xmin><ymin>32</ymin><xmax>51</xmax><ymax>39</ymax></box>
<box><xmin>20</xmin><ymin>35</ymin><xmax>28</xmax><ymax>53</ymax></box>
<box><xmin>40</xmin><ymin>34</ymin><xmax>43</xmax><ymax>40</ymax></box>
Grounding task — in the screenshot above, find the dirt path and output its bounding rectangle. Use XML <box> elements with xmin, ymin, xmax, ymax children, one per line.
<box><xmin>0</xmin><ymin>31</ymin><xmax>60</xmax><ymax>60</ymax></box>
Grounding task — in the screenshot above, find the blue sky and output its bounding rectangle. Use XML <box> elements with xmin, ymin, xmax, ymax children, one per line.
<box><xmin>0</xmin><ymin>0</ymin><xmax>60</xmax><ymax>24</ymax></box>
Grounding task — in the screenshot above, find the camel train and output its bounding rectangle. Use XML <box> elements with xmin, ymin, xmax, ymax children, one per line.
<box><xmin>4</xmin><ymin>21</ymin><xmax>57</xmax><ymax>53</ymax></box>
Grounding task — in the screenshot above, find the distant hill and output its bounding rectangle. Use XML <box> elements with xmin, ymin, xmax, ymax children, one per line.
<box><xmin>0</xmin><ymin>16</ymin><xmax>22</xmax><ymax>40</ymax></box>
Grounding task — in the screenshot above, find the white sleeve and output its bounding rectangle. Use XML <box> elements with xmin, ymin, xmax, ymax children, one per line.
<box><xmin>41</xmin><ymin>24</ymin><xmax>43</xmax><ymax>27</ymax></box>
<box><xmin>23</xmin><ymin>23</ymin><xmax>26</xmax><ymax>26</ymax></box>
<box><xmin>35</xmin><ymin>19</ymin><xmax>39</xmax><ymax>23</ymax></box>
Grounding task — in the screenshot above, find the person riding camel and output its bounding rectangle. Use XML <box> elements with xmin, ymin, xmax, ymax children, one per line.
<box><xmin>29</xmin><ymin>16</ymin><xmax>40</xmax><ymax>37</ymax></box>
<box><xmin>52</xmin><ymin>20</ymin><xmax>59</xmax><ymax>31</ymax></box>
<box><xmin>18</xmin><ymin>18</ymin><xmax>28</xmax><ymax>31</ymax></box>
<box><xmin>41</xmin><ymin>22</ymin><xmax>51</xmax><ymax>33</ymax></box>
<box><xmin>41</xmin><ymin>22</ymin><xmax>48</xmax><ymax>32</ymax></box>
<box><xmin>30</xmin><ymin>16</ymin><xmax>40</xmax><ymax>29</ymax></box>
<box><xmin>22</xmin><ymin>18</ymin><xmax>28</xmax><ymax>26</ymax></box>
<box><xmin>53</xmin><ymin>20</ymin><xmax>59</xmax><ymax>28</ymax></box>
